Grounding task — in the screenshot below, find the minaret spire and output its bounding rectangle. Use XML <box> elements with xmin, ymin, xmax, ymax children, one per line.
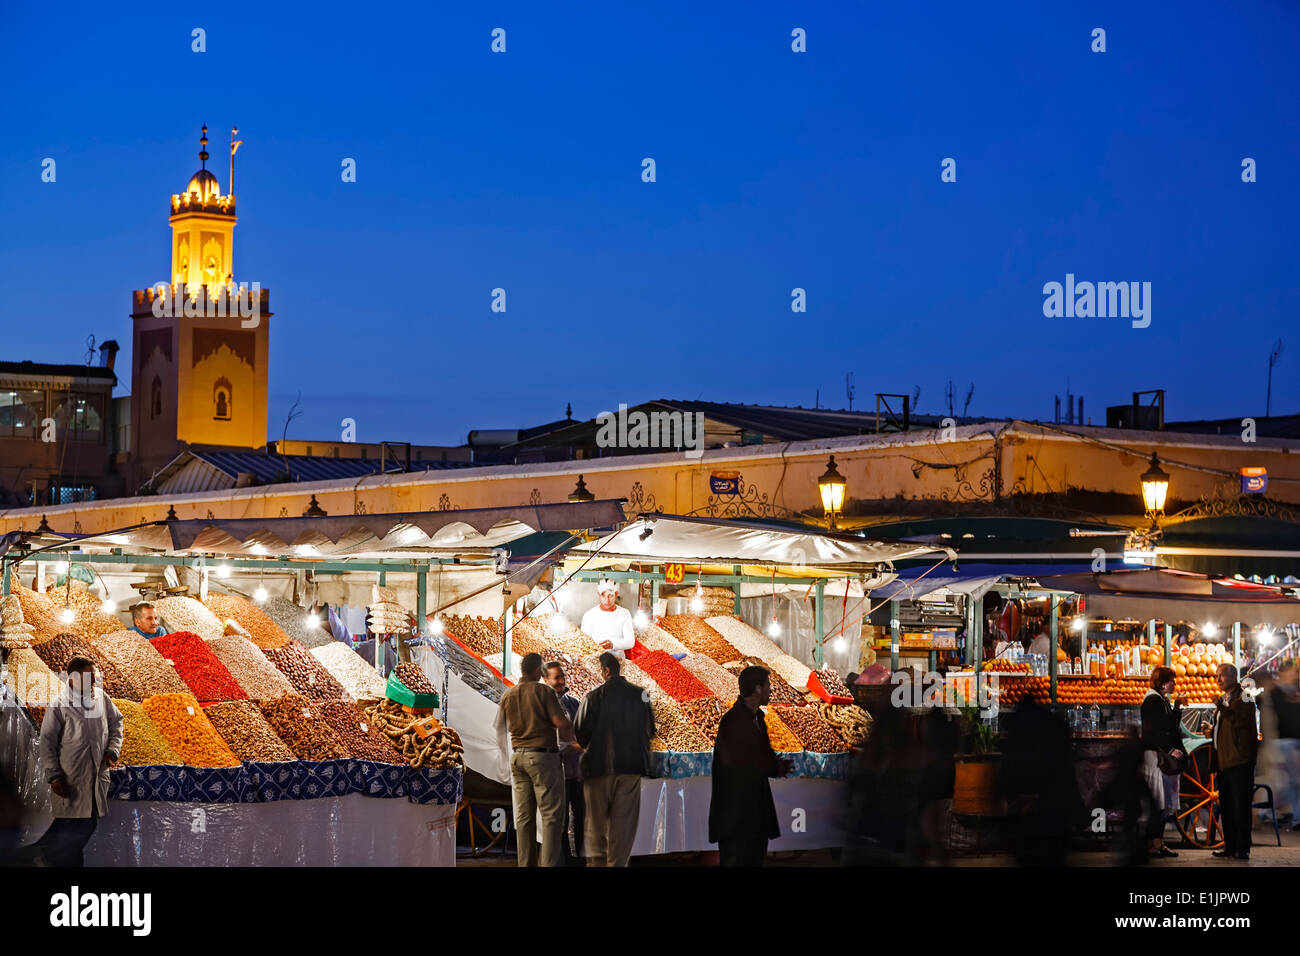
<box><xmin>199</xmin><ymin>124</ymin><xmax>209</xmax><ymax>169</ymax></box>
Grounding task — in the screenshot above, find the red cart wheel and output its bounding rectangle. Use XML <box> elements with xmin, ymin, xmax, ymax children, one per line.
<box><xmin>1173</xmin><ymin>742</ymin><xmax>1223</xmax><ymax>850</ymax></box>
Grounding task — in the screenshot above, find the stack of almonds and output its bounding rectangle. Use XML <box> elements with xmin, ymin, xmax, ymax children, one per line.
<box><xmin>258</xmin><ymin>695</ymin><xmax>350</xmax><ymax>761</ymax></box>
<box><xmin>317</xmin><ymin>701</ymin><xmax>404</xmax><ymax>763</ymax></box>
<box><xmin>519</xmin><ymin>615</ymin><xmax>601</xmax><ymax>658</ymax></box>
<box><xmin>11</xmin><ymin>585</ymin><xmax>62</xmax><ymax>644</ymax></box>
<box><xmin>261</xmin><ymin>640</ymin><xmax>349</xmax><ymax>702</ymax></box>
<box><xmin>203</xmin><ymin>700</ymin><xmax>295</xmax><ymax>762</ymax></box>
<box><xmin>151</xmin><ymin>632</ymin><xmax>247</xmax><ymax>703</ymax></box>
<box><xmin>394</xmin><ymin>661</ymin><xmax>436</xmax><ymax>695</ymax></box>
<box><xmin>92</xmin><ymin>631</ymin><xmax>191</xmax><ymax>697</ymax></box>
<box><xmin>0</xmin><ymin>594</ymin><xmax>35</xmax><ymax>649</ymax></box>
<box><xmin>658</xmin><ymin>615</ymin><xmax>743</xmax><ymax>664</ymax></box>
<box><xmin>152</xmin><ymin>597</ymin><xmax>224</xmax><ymax>641</ymax></box>
<box><xmin>363</xmin><ymin>699</ymin><xmax>464</xmax><ymax>769</ymax></box>
<box><xmin>650</xmin><ymin>697</ymin><xmax>710</xmax><ymax>752</ymax></box>
<box><xmin>112</xmin><ymin>699</ymin><xmax>183</xmax><ymax>766</ymax></box>
<box><xmin>204</xmin><ymin>594</ymin><xmax>290</xmax><ymax>649</ymax></box>
<box><xmin>310</xmin><ymin>642</ymin><xmax>388</xmax><ymax>700</ymax></box>
<box><xmin>33</xmin><ymin>632</ymin><xmax>141</xmax><ymax>701</ymax></box>
<box><xmin>681</xmin><ymin>654</ymin><xmax>739</xmax><ymax>702</ymax></box>
<box><xmin>207</xmin><ymin>634</ymin><xmax>295</xmax><ymax>700</ymax></box>
<box><xmin>442</xmin><ymin>615</ymin><xmax>502</xmax><ymax>657</ymax></box>
<box><xmin>725</xmin><ymin>657</ymin><xmax>806</xmax><ymax>707</ymax></box>
<box><xmin>634</xmin><ymin>622</ymin><xmax>690</xmax><ymax>657</ymax></box>
<box><xmin>772</xmin><ymin>704</ymin><xmax>847</xmax><ymax>753</ymax></box>
<box><xmin>541</xmin><ymin>650</ymin><xmax>601</xmax><ymax>698</ymax></box>
<box><xmin>680</xmin><ymin>697</ymin><xmax>728</xmax><ymax>743</ymax></box>
<box><xmin>502</xmin><ymin>619</ymin><xmax>548</xmax><ymax>657</ymax></box>
<box><xmin>2</xmin><ymin>648</ymin><xmax>65</xmax><ymax>704</ymax></box>
<box><xmin>142</xmin><ymin>693</ymin><xmax>241</xmax><ymax>767</ymax></box>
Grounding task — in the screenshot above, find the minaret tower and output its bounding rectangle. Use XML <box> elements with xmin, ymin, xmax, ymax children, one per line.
<box><xmin>169</xmin><ymin>124</ymin><xmax>236</xmax><ymax>292</ymax></box>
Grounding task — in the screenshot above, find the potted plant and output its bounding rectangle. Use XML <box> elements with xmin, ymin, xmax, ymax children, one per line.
<box><xmin>953</xmin><ymin>704</ymin><xmax>1003</xmax><ymax>816</ymax></box>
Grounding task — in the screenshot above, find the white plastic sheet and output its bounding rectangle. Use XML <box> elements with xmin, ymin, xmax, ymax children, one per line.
<box><xmin>414</xmin><ymin>646</ymin><xmax>511</xmax><ymax>785</ymax></box>
<box><xmin>83</xmin><ymin>794</ymin><xmax>457</xmax><ymax>866</ymax></box>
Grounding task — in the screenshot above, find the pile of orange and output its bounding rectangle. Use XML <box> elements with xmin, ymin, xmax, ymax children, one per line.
<box><xmin>982</xmin><ymin>661</ymin><xmax>1031</xmax><ymax>674</ymax></box>
<box><xmin>993</xmin><ymin>676</ymin><xmax>1050</xmax><ymax>705</ymax></box>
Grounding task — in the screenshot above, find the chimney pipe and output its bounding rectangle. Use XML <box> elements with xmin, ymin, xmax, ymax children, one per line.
<box><xmin>99</xmin><ymin>340</ymin><xmax>120</xmax><ymax>371</ymax></box>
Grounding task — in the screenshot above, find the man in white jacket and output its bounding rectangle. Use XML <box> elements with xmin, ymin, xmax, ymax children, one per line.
<box><xmin>580</xmin><ymin>580</ymin><xmax>635</xmax><ymax>658</ymax></box>
<box><xmin>37</xmin><ymin>657</ymin><xmax>123</xmax><ymax>867</ymax></box>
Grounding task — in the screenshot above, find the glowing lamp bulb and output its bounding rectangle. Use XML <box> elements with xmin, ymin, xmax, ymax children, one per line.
<box><xmin>1202</xmin><ymin>622</ymin><xmax>1218</xmax><ymax>639</ymax></box>
<box><xmin>60</xmin><ymin>608</ymin><xmax>76</xmax><ymax>624</ymax></box>
<box><xmin>689</xmin><ymin>597</ymin><xmax>704</xmax><ymax>614</ymax></box>
<box><xmin>832</xmin><ymin>636</ymin><xmax>847</xmax><ymax>653</ymax></box>
<box><xmin>254</xmin><ymin>586</ymin><xmax>268</xmax><ymax>603</ymax></box>
<box><xmin>634</xmin><ymin>608</ymin><xmax>649</xmax><ymax>629</ymax></box>
<box><xmin>101</xmin><ymin>599</ymin><xmax>117</xmax><ymax>615</ymax></box>
<box><xmin>549</xmin><ymin>614</ymin><xmax>567</xmax><ymax>633</ymax></box>
<box><xmin>767</xmin><ymin>617</ymin><xmax>781</xmax><ymax>638</ymax></box>
<box><xmin>1072</xmin><ymin>618</ymin><xmax>1086</xmax><ymax>634</ymax></box>
<box><xmin>216</xmin><ymin>565</ymin><xmax>231</xmax><ymax>579</ymax></box>
<box><xmin>305</xmin><ymin>614</ymin><xmax>319</xmax><ymax>629</ymax></box>
<box><xmin>1258</xmin><ymin>627</ymin><xmax>1274</xmax><ymax>647</ymax></box>
<box><xmin>429</xmin><ymin>616</ymin><xmax>445</xmax><ymax>636</ymax></box>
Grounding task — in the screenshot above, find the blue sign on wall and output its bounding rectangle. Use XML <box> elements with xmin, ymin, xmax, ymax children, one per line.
<box><xmin>1241</xmin><ymin>467</ymin><xmax>1268</xmax><ymax>494</ymax></box>
<box><xmin>709</xmin><ymin>472</ymin><xmax>739</xmax><ymax>495</ymax></box>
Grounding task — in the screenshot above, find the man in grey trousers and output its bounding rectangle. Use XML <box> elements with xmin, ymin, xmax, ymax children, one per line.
<box><xmin>575</xmin><ymin>652</ymin><xmax>655</xmax><ymax>866</ymax></box>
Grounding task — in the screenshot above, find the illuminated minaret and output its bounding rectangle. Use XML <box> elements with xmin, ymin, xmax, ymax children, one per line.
<box><xmin>128</xmin><ymin>126</ymin><xmax>272</xmax><ymax>490</ymax></box>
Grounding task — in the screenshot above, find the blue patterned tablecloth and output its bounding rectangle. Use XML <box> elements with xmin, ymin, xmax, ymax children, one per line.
<box><xmin>648</xmin><ymin>750</ymin><xmax>851</xmax><ymax>779</ymax></box>
<box><xmin>109</xmin><ymin>761</ymin><xmax>462</xmax><ymax>805</ymax></box>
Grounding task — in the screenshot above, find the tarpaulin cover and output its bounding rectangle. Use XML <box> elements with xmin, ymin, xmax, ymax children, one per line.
<box><xmin>1041</xmin><ymin>567</ymin><xmax>1300</xmax><ymax>627</ymax></box>
<box><xmin>869</xmin><ymin>562</ymin><xmax>1095</xmax><ymax>601</ymax></box>
<box><xmin>83</xmin><ymin>794</ymin><xmax>458</xmax><ymax>866</ymax></box>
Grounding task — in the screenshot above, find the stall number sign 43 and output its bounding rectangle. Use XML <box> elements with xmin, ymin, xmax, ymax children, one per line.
<box><xmin>665</xmin><ymin>563</ymin><xmax>685</xmax><ymax>584</ymax></box>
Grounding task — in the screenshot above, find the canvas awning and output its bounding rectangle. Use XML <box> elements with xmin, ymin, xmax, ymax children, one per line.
<box><xmin>1039</xmin><ymin>567</ymin><xmax>1300</xmax><ymax>628</ymax></box>
<box><xmin>568</xmin><ymin>513</ymin><xmax>952</xmax><ymax>576</ymax></box>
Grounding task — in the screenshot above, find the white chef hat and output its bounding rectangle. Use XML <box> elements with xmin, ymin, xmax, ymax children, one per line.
<box><xmin>596</xmin><ymin>578</ymin><xmax>618</xmax><ymax>595</ymax></box>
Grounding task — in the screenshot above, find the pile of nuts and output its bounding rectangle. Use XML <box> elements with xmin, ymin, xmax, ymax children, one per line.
<box><xmin>204</xmin><ymin>700</ymin><xmax>295</xmax><ymax>762</ymax></box>
<box><xmin>94</xmin><ymin>631</ymin><xmax>191</xmax><ymax>697</ymax></box>
<box><xmin>658</xmin><ymin>615</ymin><xmax>743</xmax><ymax>664</ymax></box>
<box><xmin>542</xmin><ymin>650</ymin><xmax>600</xmax><ymax>698</ymax></box>
<box><xmin>257</xmin><ymin>695</ymin><xmax>350</xmax><ymax>761</ymax></box>
<box><xmin>726</xmin><ymin>657</ymin><xmax>806</xmax><ymax>707</ymax></box>
<box><xmin>772</xmin><ymin>704</ymin><xmax>847</xmax><ymax>753</ymax></box>
<box><xmin>34</xmin><ymin>632</ymin><xmax>140</xmax><ymax>701</ymax></box>
<box><xmin>152</xmin><ymin>597</ymin><xmax>224</xmax><ymax>641</ymax></box>
<box><xmin>41</xmin><ymin>584</ymin><xmax>124</xmax><ymax>644</ymax></box>
<box><xmin>260</xmin><ymin>640</ymin><xmax>349</xmax><ymax>702</ymax></box>
<box><xmin>680</xmin><ymin>697</ymin><xmax>728</xmax><ymax>743</ymax></box>
<box><xmin>310</xmin><ymin>642</ymin><xmax>389</xmax><ymax>699</ymax></box>
<box><xmin>363</xmin><ymin>699</ymin><xmax>464</xmax><ymax>769</ymax></box>
<box><xmin>817</xmin><ymin>701</ymin><xmax>871</xmax><ymax>746</ymax></box>
<box><xmin>634</xmin><ymin>622</ymin><xmax>690</xmax><ymax>657</ymax></box>
<box><xmin>394</xmin><ymin>661</ymin><xmax>436</xmax><ymax>695</ymax></box>
<box><xmin>262</xmin><ymin>596</ymin><xmax>334</xmax><ymax>649</ymax></box>
<box><xmin>318</xmin><ymin>701</ymin><xmax>404</xmax><ymax>763</ymax></box>
<box><xmin>681</xmin><ymin>654</ymin><xmax>739</xmax><ymax>702</ymax></box>
<box><xmin>442</xmin><ymin>615</ymin><xmax>502</xmax><ymax>657</ymax></box>
<box><xmin>651</xmin><ymin>697</ymin><xmax>710</xmax><ymax>752</ymax></box>
<box><xmin>208</xmin><ymin>634</ymin><xmax>295</xmax><ymax>699</ymax></box>
<box><xmin>814</xmin><ymin>667</ymin><xmax>853</xmax><ymax>699</ymax></box>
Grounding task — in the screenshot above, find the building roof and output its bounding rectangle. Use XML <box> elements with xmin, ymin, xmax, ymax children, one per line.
<box><xmin>0</xmin><ymin>361</ymin><xmax>117</xmax><ymax>383</ymax></box>
<box><xmin>147</xmin><ymin>449</ymin><xmax>477</xmax><ymax>495</ymax></box>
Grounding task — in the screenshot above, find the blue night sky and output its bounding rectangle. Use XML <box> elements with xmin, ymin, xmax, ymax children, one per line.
<box><xmin>2</xmin><ymin>1</ymin><xmax>1297</xmax><ymax>446</ymax></box>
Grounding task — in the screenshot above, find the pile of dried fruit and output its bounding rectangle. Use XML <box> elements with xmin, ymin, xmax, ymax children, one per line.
<box><xmin>204</xmin><ymin>594</ymin><xmax>291</xmax><ymax>649</ymax></box>
<box><xmin>363</xmin><ymin>699</ymin><xmax>464</xmax><ymax>769</ymax></box>
<box><xmin>394</xmin><ymin>661</ymin><xmax>436</xmax><ymax>695</ymax></box>
<box><xmin>2</xmin><ymin>648</ymin><xmax>65</xmax><ymax>703</ymax></box>
<box><xmin>442</xmin><ymin>615</ymin><xmax>502</xmax><ymax>657</ymax></box>
<box><xmin>152</xmin><ymin>597</ymin><xmax>224</xmax><ymax>641</ymax></box>
<box><xmin>261</xmin><ymin>596</ymin><xmax>334</xmax><ymax>649</ymax></box>
<box><xmin>634</xmin><ymin>622</ymin><xmax>690</xmax><ymax>657</ymax></box>
<box><xmin>814</xmin><ymin>667</ymin><xmax>853</xmax><ymax>698</ymax></box>
<box><xmin>208</xmin><ymin>634</ymin><xmax>295</xmax><ymax>699</ymax></box>
<box><xmin>650</xmin><ymin>697</ymin><xmax>709</xmax><ymax>752</ymax></box>
<box><xmin>635</xmin><ymin>650</ymin><xmax>715</xmax><ymax>702</ymax></box>
<box><xmin>503</xmin><ymin>616</ymin><xmax>551</xmax><ymax>657</ymax></box>
<box><xmin>32</xmin><ymin>632</ymin><xmax>140</xmax><ymax>701</ymax></box>
<box><xmin>42</xmin><ymin>583</ymin><xmax>124</xmax><ymax>643</ymax></box>
<box><xmin>681</xmin><ymin>654</ymin><xmax>739</xmax><ymax>701</ymax></box>
<box><xmin>680</xmin><ymin>697</ymin><xmax>727</xmax><ymax>742</ymax></box>
<box><xmin>92</xmin><ymin>631</ymin><xmax>191</xmax><ymax>697</ymax></box>
<box><xmin>816</xmin><ymin>702</ymin><xmax>871</xmax><ymax>746</ymax></box>
<box><xmin>617</xmin><ymin>657</ymin><xmax>665</xmax><ymax>702</ymax></box>
<box><xmin>725</xmin><ymin>657</ymin><xmax>806</xmax><ymax>707</ymax></box>
<box><xmin>260</xmin><ymin>640</ymin><xmax>349</xmax><ymax>701</ymax></box>
<box><xmin>258</xmin><ymin>695</ymin><xmax>350</xmax><ymax>761</ymax></box>
<box><xmin>151</xmin><ymin>632</ymin><xmax>247</xmax><ymax>702</ymax></box>
<box><xmin>541</xmin><ymin>650</ymin><xmax>600</xmax><ymax>697</ymax></box>
<box><xmin>310</xmin><ymin>642</ymin><xmax>388</xmax><ymax>699</ymax></box>
<box><xmin>318</xmin><ymin>701</ymin><xmax>404</xmax><ymax>763</ymax></box>
<box><xmin>763</xmin><ymin>707</ymin><xmax>804</xmax><ymax>753</ymax></box>
<box><xmin>203</xmin><ymin>700</ymin><xmax>295</xmax><ymax>762</ymax></box>
<box><xmin>772</xmin><ymin>704</ymin><xmax>847</xmax><ymax>753</ymax></box>
<box><xmin>112</xmin><ymin>699</ymin><xmax>183</xmax><ymax>766</ymax></box>
<box><xmin>522</xmin><ymin>615</ymin><xmax>602</xmax><ymax>658</ymax></box>
<box><xmin>142</xmin><ymin>693</ymin><xmax>241</xmax><ymax>767</ymax></box>
<box><xmin>658</xmin><ymin>615</ymin><xmax>743</xmax><ymax>664</ymax></box>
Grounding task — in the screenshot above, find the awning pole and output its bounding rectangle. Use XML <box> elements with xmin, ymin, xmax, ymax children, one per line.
<box><xmin>1049</xmin><ymin>596</ymin><xmax>1059</xmax><ymax>705</ymax></box>
<box><xmin>1164</xmin><ymin>623</ymin><xmax>1173</xmax><ymax>670</ymax></box>
<box><xmin>890</xmin><ymin>598</ymin><xmax>900</xmax><ymax>673</ymax></box>
<box><xmin>1233</xmin><ymin>622</ymin><xmax>1242</xmax><ymax>671</ymax></box>
<box><xmin>814</xmin><ymin>580</ymin><xmax>826</xmax><ymax>668</ymax></box>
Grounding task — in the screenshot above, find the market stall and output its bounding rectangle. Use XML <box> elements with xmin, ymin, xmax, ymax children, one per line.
<box><xmin>0</xmin><ymin>500</ymin><xmax>624</xmax><ymax>866</ymax></box>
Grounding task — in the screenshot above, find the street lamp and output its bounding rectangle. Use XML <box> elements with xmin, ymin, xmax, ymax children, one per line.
<box><xmin>568</xmin><ymin>475</ymin><xmax>595</xmax><ymax>503</ymax></box>
<box><xmin>817</xmin><ymin>455</ymin><xmax>847</xmax><ymax>529</ymax></box>
<box><xmin>1140</xmin><ymin>452</ymin><xmax>1170</xmax><ymax>520</ymax></box>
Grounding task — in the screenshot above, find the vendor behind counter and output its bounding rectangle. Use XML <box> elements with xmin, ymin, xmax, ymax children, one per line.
<box><xmin>126</xmin><ymin>602</ymin><xmax>169</xmax><ymax>640</ymax></box>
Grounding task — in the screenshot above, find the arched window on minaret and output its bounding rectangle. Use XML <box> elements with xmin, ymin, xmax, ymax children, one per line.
<box><xmin>150</xmin><ymin>377</ymin><xmax>162</xmax><ymax>419</ymax></box>
<box><xmin>213</xmin><ymin>378</ymin><xmax>232</xmax><ymax>421</ymax></box>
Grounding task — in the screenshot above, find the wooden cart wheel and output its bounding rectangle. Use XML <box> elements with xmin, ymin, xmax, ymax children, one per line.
<box><xmin>1173</xmin><ymin>742</ymin><xmax>1223</xmax><ymax>850</ymax></box>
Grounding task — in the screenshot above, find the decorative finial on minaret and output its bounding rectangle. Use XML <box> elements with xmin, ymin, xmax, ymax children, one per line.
<box><xmin>199</xmin><ymin>124</ymin><xmax>209</xmax><ymax>169</ymax></box>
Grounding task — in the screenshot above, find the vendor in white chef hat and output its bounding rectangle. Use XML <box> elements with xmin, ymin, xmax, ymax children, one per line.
<box><xmin>580</xmin><ymin>579</ymin><xmax>636</xmax><ymax>657</ymax></box>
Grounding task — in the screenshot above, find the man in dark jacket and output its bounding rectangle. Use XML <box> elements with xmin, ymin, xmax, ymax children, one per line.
<box><xmin>1202</xmin><ymin>664</ymin><xmax>1260</xmax><ymax>860</ymax></box>
<box><xmin>574</xmin><ymin>653</ymin><xmax>655</xmax><ymax>866</ymax></box>
<box><xmin>709</xmin><ymin>665</ymin><xmax>792</xmax><ymax>866</ymax></box>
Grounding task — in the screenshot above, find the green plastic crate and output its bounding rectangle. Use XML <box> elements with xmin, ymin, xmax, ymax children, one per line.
<box><xmin>385</xmin><ymin>671</ymin><xmax>440</xmax><ymax>709</ymax></box>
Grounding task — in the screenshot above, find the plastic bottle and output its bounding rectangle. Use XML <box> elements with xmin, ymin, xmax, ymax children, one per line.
<box><xmin>1089</xmin><ymin>703</ymin><xmax>1101</xmax><ymax>732</ymax></box>
<box><xmin>1071</xmin><ymin>703</ymin><xmax>1083</xmax><ymax>730</ymax></box>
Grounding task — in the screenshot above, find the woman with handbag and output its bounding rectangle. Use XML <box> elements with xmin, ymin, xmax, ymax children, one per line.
<box><xmin>1141</xmin><ymin>666</ymin><xmax>1187</xmax><ymax>859</ymax></box>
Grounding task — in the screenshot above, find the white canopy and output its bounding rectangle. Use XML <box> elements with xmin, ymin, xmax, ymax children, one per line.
<box><xmin>569</xmin><ymin>514</ymin><xmax>952</xmax><ymax>575</ymax></box>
